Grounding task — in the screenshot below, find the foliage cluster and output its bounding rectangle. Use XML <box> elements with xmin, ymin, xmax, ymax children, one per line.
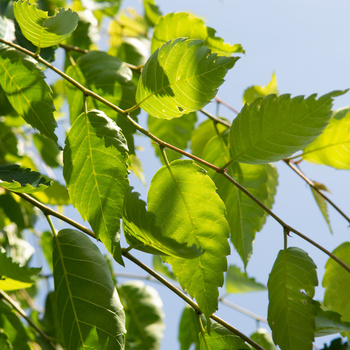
<box><xmin>0</xmin><ymin>0</ymin><xmax>350</xmax><ymax>349</ymax></box>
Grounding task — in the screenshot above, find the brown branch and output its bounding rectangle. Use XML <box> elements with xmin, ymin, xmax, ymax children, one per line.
<box><xmin>215</xmin><ymin>95</ymin><xmax>240</xmax><ymax>114</ymax></box>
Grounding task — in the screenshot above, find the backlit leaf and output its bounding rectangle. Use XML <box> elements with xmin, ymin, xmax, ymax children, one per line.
<box><xmin>119</xmin><ymin>280</ymin><xmax>164</xmax><ymax>350</ymax></box>
<box><xmin>123</xmin><ymin>188</ymin><xmax>202</xmax><ymax>258</ymax></box>
<box><xmin>152</xmin><ymin>255</ymin><xmax>176</xmax><ymax>281</ymax></box>
<box><xmin>136</xmin><ymin>38</ymin><xmax>238</xmax><ymax>119</ymax></box>
<box><xmin>268</xmin><ymin>247</ymin><xmax>318</xmax><ymax>350</ymax></box>
<box><xmin>311</xmin><ymin>187</ymin><xmax>332</xmax><ymax>233</ymax></box>
<box><xmin>0</xmin><ymin>249</ymin><xmax>40</xmax><ymax>291</ymax></box>
<box><xmin>143</xmin><ymin>0</ymin><xmax>162</xmax><ymax>27</ymax></box>
<box><xmin>148</xmin><ymin>112</ymin><xmax>197</xmax><ymax>164</ymax></box>
<box><xmin>203</xmin><ymin>135</ymin><xmax>277</xmax><ymax>266</ymax></box>
<box><xmin>14</xmin><ymin>0</ymin><xmax>78</xmax><ymax>48</ymax></box>
<box><xmin>302</xmin><ymin>107</ymin><xmax>350</xmax><ymax>169</ymax></box>
<box><xmin>0</xmin><ymin>164</ymin><xmax>51</xmax><ymax>193</ymax></box>
<box><xmin>151</xmin><ymin>12</ymin><xmax>244</xmax><ymax>56</ymax></box>
<box><xmin>225</xmin><ymin>265</ymin><xmax>266</xmax><ymax>294</ymax></box>
<box><xmin>53</xmin><ymin>229</ymin><xmax>126</xmax><ymax>349</ymax></box>
<box><xmin>323</xmin><ymin>242</ymin><xmax>350</xmax><ymax>338</ymax></box>
<box><xmin>32</xmin><ymin>180</ymin><xmax>70</xmax><ymax>206</ymax></box>
<box><xmin>229</xmin><ymin>91</ymin><xmax>344</xmax><ymax>164</ymax></box>
<box><xmin>0</xmin><ymin>47</ymin><xmax>57</xmax><ymax>143</ymax></box>
<box><xmin>243</xmin><ymin>72</ymin><xmax>278</xmax><ymax>105</ymax></box>
<box><xmin>250</xmin><ymin>328</ymin><xmax>276</xmax><ymax>350</ymax></box>
<box><xmin>178</xmin><ymin>307</ymin><xmax>200</xmax><ymax>350</ymax></box>
<box><xmin>63</xmin><ymin>109</ymin><xmax>129</xmax><ymax>263</ymax></box>
<box><xmin>149</xmin><ymin>160</ymin><xmax>230</xmax><ymax>319</ymax></box>
<box><xmin>33</xmin><ymin>133</ymin><xmax>62</xmax><ymax>168</ymax></box>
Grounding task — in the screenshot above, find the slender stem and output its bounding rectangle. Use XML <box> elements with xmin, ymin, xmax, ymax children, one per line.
<box><xmin>59</xmin><ymin>43</ymin><xmax>88</xmax><ymax>54</ymax></box>
<box><xmin>196</xmin><ymin>313</ymin><xmax>210</xmax><ymax>350</ymax></box>
<box><xmin>284</xmin><ymin>227</ymin><xmax>288</xmax><ymax>250</ymax></box>
<box><xmin>122</xmin><ymin>251</ymin><xmax>264</xmax><ymax>350</ymax></box>
<box><xmin>0</xmin><ymin>290</ymin><xmax>56</xmax><ymax>348</ymax></box>
<box><xmin>219</xmin><ymin>298</ymin><xmax>268</xmax><ymax>324</ymax></box>
<box><xmin>215</xmin><ymin>96</ymin><xmax>240</xmax><ymax>114</ymax></box>
<box><xmin>200</xmin><ymin>109</ymin><xmax>231</xmax><ymax>128</ymax></box>
<box><xmin>160</xmin><ymin>145</ymin><xmax>170</xmax><ymax>167</ymax></box>
<box><xmin>284</xmin><ymin>159</ymin><xmax>350</xmax><ymax>224</ymax></box>
<box><xmin>45</xmin><ymin>215</ymin><xmax>57</xmax><ymax>236</ymax></box>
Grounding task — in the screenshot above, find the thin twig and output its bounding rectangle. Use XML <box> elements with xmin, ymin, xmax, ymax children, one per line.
<box><xmin>215</xmin><ymin>96</ymin><xmax>240</xmax><ymax>114</ymax></box>
<box><xmin>284</xmin><ymin>159</ymin><xmax>350</xmax><ymax>224</ymax></box>
<box><xmin>59</xmin><ymin>43</ymin><xmax>88</xmax><ymax>54</ymax></box>
<box><xmin>200</xmin><ymin>109</ymin><xmax>231</xmax><ymax>128</ymax></box>
<box><xmin>0</xmin><ymin>290</ymin><xmax>56</xmax><ymax>348</ymax></box>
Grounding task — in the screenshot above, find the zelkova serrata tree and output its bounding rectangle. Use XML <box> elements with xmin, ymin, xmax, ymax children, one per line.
<box><xmin>0</xmin><ymin>0</ymin><xmax>350</xmax><ymax>349</ymax></box>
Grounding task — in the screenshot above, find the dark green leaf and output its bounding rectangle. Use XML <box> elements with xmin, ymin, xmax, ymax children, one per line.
<box><xmin>33</xmin><ymin>133</ymin><xmax>62</xmax><ymax>168</ymax></box>
<box><xmin>116</xmin><ymin>37</ymin><xmax>149</xmax><ymax>67</ymax></box>
<box><xmin>302</xmin><ymin>107</ymin><xmax>350</xmax><ymax>169</ymax></box>
<box><xmin>268</xmin><ymin>247</ymin><xmax>318</xmax><ymax>350</ymax></box>
<box><xmin>149</xmin><ymin>160</ymin><xmax>230</xmax><ymax>320</ymax></box>
<box><xmin>178</xmin><ymin>307</ymin><xmax>200</xmax><ymax>350</ymax></box>
<box><xmin>40</xmin><ymin>231</ymin><xmax>53</xmax><ymax>271</ymax></box>
<box><xmin>143</xmin><ymin>0</ymin><xmax>162</xmax><ymax>27</ymax></box>
<box><xmin>136</xmin><ymin>38</ymin><xmax>238</xmax><ymax>119</ymax></box>
<box><xmin>63</xmin><ymin>109</ymin><xmax>129</xmax><ymax>264</ymax></box>
<box><xmin>53</xmin><ymin>229</ymin><xmax>126</xmax><ymax>349</ymax></box>
<box><xmin>119</xmin><ymin>280</ymin><xmax>164</xmax><ymax>350</ymax></box>
<box><xmin>0</xmin><ymin>121</ymin><xmax>18</xmax><ymax>162</ymax></box>
<box><xmin>0</xmin><ymin>249</ymin><xmax>40</xmax><ymax>290</ymax></box>
<box><xmin>243</xmin><ymin>73</ymin><xmax>278</xmax><ymax>105</ymax></box>
<box><xmin>0</xmin><ymin>164</ymin><xmax>51</xmax><ymax>193</ymax></box>
<box><xmin>151</xmin><ymin>12</ymin><xmax>244</xmax><ymax>56</ymax></box>
<box><xmin>229</xmin><ymin>91</ymin><xmax>345</xmax><ymax>164</ymax></box>
<box><xmin>148</xmin><ymin>112</ymin><xmax>197</xmax><ymax>164</ymax></box>
<box><xmin>14</xmin><ymin>0</ymin><xmax>78</xmax><ymax>48</ymax></box>
<box><xmin>225</xmin><ymin>265</ymin><xmax>266</xmax><ymax>294</ymax></box>
<box><xmin>323</xmin><ymin>242</ymin><xmax>350</xmax><ymax>338</ymax></box>
<box><xmin>250</xmin><ymin>328</ymin><xmax>276</xmax><ymax>350</ymax></box>
<box><xmin>0</xmin><ymin>192</ymin><xmax>26</xmax><ymax>229</ymax></box>
<box><xmin>123</xmin><ymin>188</ymin><xmax>202</xmax><ymax>258</ymax></box>
<box><xmin>321</xmin><ymin>338</ymin><xmax>350</xmax><ymax>350</ymax></box>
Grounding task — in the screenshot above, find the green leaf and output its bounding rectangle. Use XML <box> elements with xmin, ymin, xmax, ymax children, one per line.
<box><xmin>225</xmin><ymin>265</ymin><xmax>266</xmax><ymax>294</ymax></box>
<box><xmin>178</xmin><ymin>307</ymin><xmax>200</xmax><ymax>350</ymax></box>
<box><xmin>119</xmin><ymin>280</ymin><xmax>164</xmax><ymax>350</ymax></box>
<box><xmin>143</xmin><ymin>0</ymin><xmax>162</xmax><ymax>27</ymax></box>
<box><xmin>0</xmin><ymin>299</ymin><xmax>31</xmax><ymax>350</ymax></box>
<box><xmin>151</xmin><ymin>12</ymin><xmax>244</xmax><ymax>56</ymax></box>
<box><xmin>123</xmin><ymin>187</ymin><xmax>202</xmax><ymax>258</ymax></box>
<box><xmin>32</xmin><ymin>180</ymin><xmax>70</xmax><ymax>205</ymax></box>
<box><xmin>199</xmin><ymin>323</ymin><xmax>251</xmax><ymax>350</ymax></box>
<box><xmin>53</xmin><ymin>229</ymin><xmax>126</xmax><ymax>349</ymax></box>
<box><xmin>323</xmin><ymin>242</ymin><xmax>350</xmax><ymax>338</ymax></box>
<box><xmin>0</xmin><ymin>47</ymin><xmax>57</xmax><ymax>143</ymax></box>
<box><xmin>202</xmin><ymin>135</ymin><xmax>277</xmax><ymax>266</ymax></box>
<box><xmin>315</xmin><ymin>302</ymin><xmax>350</xmax><ymax>337</ymax></box>
<box><xmin>149</xmin><ymin>160</ymin><xmax>230</xmax><ymax>319</ymax></box>
<box><xmin>136</xmin><ymin>38</ymin><xmax>238</xmax><ymax>120</ymax></box>
<box><xmin>268</xmin><ymin>247</ymin><xmax>318</xmax><ymax>350</ymax></box>
<box><xmin>0</xmin><ymin>164</ymin><xmax>51</xmax><ymax>193</ymax></box>
<box><xmin>0</xmin><ymin>192</ymin><xmax>26</xmax><ymax>229</ymax></box>
<box><xmin>33</xmin><ymin>133</ymin><xmax>62</xmax><ymax>168</ymax></box>
<box><xmin>148</xmin><ymin>112</ymin><xmax>197</xmax><ymax>164</ymax></box>
<box><xmin>116</xmin><ymin>37</ymin><xmax>149</xmax><ymax>67</ymax></box>
<box><xmin>0</xmin><ymin>249</ymin><xmax>40</xmax><ymax>290</ymax></box>
<box><xmin>63</xmin><ymin>109</ymin><xmax>129</xmax><ymax>264</ymax></box>
<box><xmin>243</xmin><ymin>72</ymin><xmax>278</xmax><ymax>105</ymax></box>
<box><xmin>152</xmin><ymin>255</ymin><xmax>176</xmax><ymax>281</ymax></box>
<box><xmin>302</xmin><ymin>107</ymin><xmax>350</xmax><ymax>169</ymax></box>
<box><xmin>321</xmin><ymin>338</ymin><xmax>350</xmax><ymax>350</ymax></box>
<box><xmin>250</xmin><ymin>328</ymin><xmax>276</xmax><ymax>350</ymax></box>
<box><xmin>311</xmin><ymin>187</ymin><xmax>332</xmax><ymax>233</ymax></box>
<box><xmin>0</xmin><ymin>120</ymin><xmax>18</xmax><ymax>163</ymax></box>
<box><xmin>40</xmin><ymin>231</ymin><xmax>53</xmax><ymax>271</ymax></box>
<box><xmin>13</xmin><ymin>0</ymin><xmax>78</xmax><ymax>48</ymax></box>
<box><xmin>229</xmin><ymin>91</ymin><xmax>345</xmax><ymax>164</ymax></box>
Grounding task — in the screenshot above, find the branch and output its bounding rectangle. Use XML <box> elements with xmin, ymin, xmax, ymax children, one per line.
<box><xmin>200</xmin><ymin>109</ymin><xmax>231</xmax><ymax>128</ymax></box>
<box><xmin>284</xmin><ymin>159</ymin><xmax>350</xmax><ymax>224</ymax></box>
<box><xmin>215</xmin><ymin>95</ymin><xmax>240</xmax><ymax>114</ymax></box>
<box><xmin>0</xmin><ymin>290</ymin><xmax>56</xmax><ymax>348</ymax></box>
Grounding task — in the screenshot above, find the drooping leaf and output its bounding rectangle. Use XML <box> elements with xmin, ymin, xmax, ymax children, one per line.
<box><xmin>0</xmin><ymin>249</ymin><xmax>40</xmax><ymax>290</ymax></box>
<box><xmin>148</xmin><ymin>112</ymin><xmax>197</xmax><ymax>164</ymax></box>
<box><xmin>40</xmin><ymin>231</ymin><xmax>53</xmax><ymax>271</ymax></box>
<box><xmin>115</xmin><ymin>37</ymin><xmax>149</xmax><ymax>67</ymax></box>
<box><xmin>0</xmin><ymin>192</ymin><xmax>26</xmax><ymax>229</ymax></box>
<box><xmin>229</xmin><ymin>91</ymin><xmax>345</xmax><ymax>164</ymax></box>
<box><xmin>151</xmin><ymin>12</ymin><xmax>244</xmax><ymax>56</ymax></box>
<box><xmin>202</xmin><ymin>135</ymin><xmax>277</xmax><ymax>266</ymax></box>
<box><xmin>136</xmin><ymin>38</ymin><xmax>238</xmax><ymax>120</ymax></box>
<box><xmin>152</xmin><ymin>255</ymin><xmax>176</xmax><ymax>281</ymax></box>
<box><xmin>63</xmin><ymin>109</ymin><xmax>129</xmax><ymax>264</ymax></box>
<box><xmin>323</xmin><ymin>242</ymin><xmax>350</xmax><ymax>338</ymax></box>
<box><xmin>321</xmin><ymin>338</ymin><xmax>350</xmax><ymax>350</ymax></box>
<box><xmin>0</xmin><ymin>299</ymin><xmax>31</xmax><ymax>350</ymax></box>
<box><xmin>149</xmin><ymin>160</ymin><xmax>230</xmax><ymax>320</ymax></box>
<box><xmin>315</xmin><ymin>301</ymin><xmax>350</xmax><ymax>337</ymax></box>
<box><xmin>143</xmin><ymin>0</ymin><xmax>162</xmax><ymax>27</ymax></box>
<box><xmin>0</xmin><ymin>47</ymin><xmax>57</xmax><ymax>143</ymax></box>
<box><xmin>250</xmin><ymin>328</ymin><xmax>276</xmax><ymax>350</ymax></box>
<box><xmin>302</xmin><ymin>107</ymin><xmax>350</xmax><ymax>169</ymax></box>
<box><xmin>33</xmin><ymin>133</ymin><xmax>62</xmax><ymax>168</ymax></box>
<box><xmin>53</xmin><ymin>229</ymin><xmax>126</xmax><ymax>349</ymax></box>
<box><xmin>243</xmin><ymin>72</ymin><xmax>278</xmax><ymax>105</ymax></box>
<box><xmin>119</xmin><ymin>280</ymin><xmax>164</xmax><ymax>350</ymax></box>
<box><xmin>32</xmin><ymin>180</ymin><xmax>70</xmax><ymax>206</ymax></box>
<box><xmin>127</xmin><ymin>154</ymin><xmax>146</xmax><ymax>185</ymax></box>
<box><xmin>13</xmin><ymin>0</ymin><xmax>78</xmax><ymax>48</ymax></box>
<box><xmin>123</xmin><ymin>188</ymin><xmax>202</xmax><ymax>258</ymax></box>
<box><xmin>225</xmin><ymin>265</ymin><xmax>266</xmax><ymax>294</ymax></box>
<box><xmin>0</xmin><ymin>121</ymin><xmax>18</xmax><ymax>163</ymax></box>
<box><xmin>268</xmin><ymin>247</ymin><xmax>318</xmax><ymax>350</ymax></box>
<box><xmin>0</xmin><ymin>164</ymin><xmax>51</xmax><ymax>193</ymax></box>
<box><xmin>178</xmin><ymin>307</ymin><xmax>200</xmax><ymax>350</ymax></box>
<box><xmin>199</xmin><ymin>323</ymin><xmax>251</xmax><ymax>350</ymax></box>
<box><xmin>311</xmin><ymin>187</ymin><xmax>332</xmax><ymax>233</ymax></box>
